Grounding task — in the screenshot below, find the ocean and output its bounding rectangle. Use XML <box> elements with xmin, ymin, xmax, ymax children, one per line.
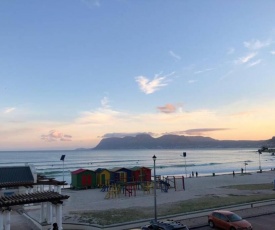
<box><xmin>1</xmin><ymin>148</ymin><xmax>274</xmax><ymax>186</ymax></box>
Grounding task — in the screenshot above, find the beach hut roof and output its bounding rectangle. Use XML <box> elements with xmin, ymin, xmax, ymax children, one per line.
<box><xmin>95</xmin><ymin>168</ymin><xmax>109</xmax><ymax>173</ymax></box>
<box><xmin>109</xmin><ymin>167</ymin><xmax>128</xmax><ymax>172</ymax></box>
<box><xmin>71</xmin><ymin>169</ymin><xmax>94</xmax><ymax>175</ymax></box>
<box><xmin>130</xmin><ymin>166</ymin><xmax>142</xmax><ymax>171</ymax></box>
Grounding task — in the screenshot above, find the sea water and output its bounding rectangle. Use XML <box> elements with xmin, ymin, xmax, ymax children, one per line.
<box><xmin>1</xmin><ymin>148</ymin><xmax>274</xmax><ymax>185</ymax></box>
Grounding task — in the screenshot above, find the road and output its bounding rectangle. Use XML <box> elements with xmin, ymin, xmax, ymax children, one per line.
<box><xmin>190</xmin><ymin>213</ymin><xmax>275</xmax><ymax>230</ymax></box>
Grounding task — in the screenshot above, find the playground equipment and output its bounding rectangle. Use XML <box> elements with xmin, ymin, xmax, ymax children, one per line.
<box><xmin>104</xmin><ymin>184</ymin><xmax>121</xmax><ymax>199</ymax></box>
<box><xmin>141</xmin><ymin>181</ymin><xmax>153</xmax><ymax>194</ymax></box>
<box><xmin>123</xmin><ymin>183</ymin><xmax>136</xmax><ymax>197</ymax></box>
<box><xmin>165</xmin><ymin>176</ymin><xmax>185</xmax><ymax>191</ymax></box>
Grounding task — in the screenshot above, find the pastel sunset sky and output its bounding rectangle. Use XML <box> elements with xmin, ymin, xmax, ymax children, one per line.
<box><xmin>1</xmin><ymin>0</ymin><xmax>275</xmax><ymax>150</ymax></box>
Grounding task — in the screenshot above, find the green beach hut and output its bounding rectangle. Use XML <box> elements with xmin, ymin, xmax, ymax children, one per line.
<box><xmin>71</xmin><ymin>169</ymin><xmax>96</xmax><ymax>189</ymax></box>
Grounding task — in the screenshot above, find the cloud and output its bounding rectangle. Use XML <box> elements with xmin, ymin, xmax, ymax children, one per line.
<box><xmin>234</xmin><ymin>52</ymin><xmax>257</xmax><ymax>64</ymax></box>
<box><xmin>3</xmin><ymin>107</ymin><xmax>16</xmax><ymax>114</ymax></box>
<box><xmin>183</xmin><ymin>128</ymin><xmax>229</xmax><ymax>135</ymax></box>
<box><xmin>163</xmin><ymin>128</ymin><xmax>229</xmax><ymax>136</ymax></box>
<box><xmin>247</xmin><ymin>59</ymin><xmax>262</xmax><ymax>68</ymax></box>
<box><xmin>194</xmin><ymin>68</ymin><xmax>214</xmax><ymax>75</ymax></box>
<box><xmin>244</xmin><ymin>39</ymin><xmax>271</xmax><ymax>50</ymax></box>
<box><xmin>188</xmin><ymin>79</ymin><xmax>197</xmax><ymax>84</ymax></box>
<box><xmin>101</xmin><ymin>96</ymin><xmax>110</xmax><ymax>108</ymax></box>
<box><xmin>135</xmin><ymin>73</ymin><xmax>173</xmax><ymax>94</ymax></box>
<box><xmin>157</xmin><ymin>104</ymin><xmax>177</xmax><ymax>114</ymax></box>
<box><xmin>169</xmin><ymin>50</ymin><xmax>181</xmax><ymax>61</ymax></box>
<box><xmin>41</xmin><ymin>130</ymin><xmax>72</xmax><ymax>142</ymax></box>
<box><xmin>81</xmin><ymin>0</ymin><xmax>101</xmax><ymax>8</ymax></box>
<box><xmin>271</xmin><ymin>51</ymin><xmax>275</xmax><ymax>55</ymax></box>
<box><xmin>227</xmin><ymin>47</ymin><xmax>235</xmax><ymax>55</ymax></box>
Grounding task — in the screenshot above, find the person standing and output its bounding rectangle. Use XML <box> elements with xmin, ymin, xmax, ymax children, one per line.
<box><xmin>53</xmin><ymin>223</ymin><xmax>58</xmax><ymax>230</ymax></box>
<box><xmin>233</xmin><ymin>171</ymin><xmax>235</xmax><ymax>177</ymax></box>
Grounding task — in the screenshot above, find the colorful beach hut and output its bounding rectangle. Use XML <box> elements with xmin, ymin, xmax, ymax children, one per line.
<box><xmin>71</xmin><ymin>169</ymin><xmax>96</xmax><ymax>189</ymax></box>
<box><xmin>131</xmin><ymin>166</ymin><xmax>151</xmax><ymax>182</ymax></box>
<box><xmin>95</xmin><ymin>168</ymin><xmax>114</xmax><ymax>186</ymax></box>
<box><xmin>109</xmin><ymin>167</ymin><xmax>133</xmax><ymax>183</ymax></box>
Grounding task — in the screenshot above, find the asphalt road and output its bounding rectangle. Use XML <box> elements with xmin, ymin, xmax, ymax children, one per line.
<box><xmin>190</xmin><ymin>213</ymin><xmax>275</xmax><ymax>230</ymax></box>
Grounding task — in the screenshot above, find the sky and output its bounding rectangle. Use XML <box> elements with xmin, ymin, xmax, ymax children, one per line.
<box><xmin>1</xmin><ymin>0</ymin><xmax>275</xmax><ymax>151</ymax></box>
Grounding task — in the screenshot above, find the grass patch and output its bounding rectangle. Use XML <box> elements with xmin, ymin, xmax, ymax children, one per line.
<box><xmin>69</xmin><ymin>193</ymin><xmax>275</xmax><ymax>225</ymax></box>
<box><xmin>222</xmin><ymin>183</ymin><xmax>274</xmax><ymax>190</ymax></box>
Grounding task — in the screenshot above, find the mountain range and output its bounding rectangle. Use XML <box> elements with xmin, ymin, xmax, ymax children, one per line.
<box><xmin>89</xmin><ymin>134</ymin><xmax>275</xmax><ymax>150</ymax></box>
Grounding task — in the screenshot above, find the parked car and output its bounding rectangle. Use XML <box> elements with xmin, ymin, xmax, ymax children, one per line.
<box><xmin>208</xmin><ymin>210</ymin><xmax>253</xmax><ymax>230</ymax></box>
<box><xmin>141</xmin><ymin>220</ymin><xmax>189</xmax><ymax>230</ymax></box>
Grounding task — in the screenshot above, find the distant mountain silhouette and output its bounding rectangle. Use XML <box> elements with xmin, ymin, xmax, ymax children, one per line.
<box><xmin>262</xmin><ymin>136</ymin><xmax>275</xmax><ymax>147</ymax></box>
<box><xmin>92</xmin><ymin>134</ymin><xmax>266</xmax><ymax>150</ymax></box>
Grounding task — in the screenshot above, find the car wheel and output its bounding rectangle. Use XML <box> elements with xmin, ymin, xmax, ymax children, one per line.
<box><xmin>230</xmin><ymin>227</ymin><xmax>236</xmax><ymax>230</ymax></box>
<box><xmin>208</xmin><ymin>220</ymin><xmax>215</xmax><ymax>228</ymax></box>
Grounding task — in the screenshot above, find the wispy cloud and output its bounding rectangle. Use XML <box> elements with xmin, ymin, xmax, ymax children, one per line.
<box><xmin>81</xmin><ymin>0</ymin><xmax>101</xmax><ymax>8</ymax></box>
<box><xmin>271</xmin><ymin>50</ymin><xmax>275</xmax><ymax>55</ymax></box>
<box><xmin>234</xmin><ymin>52</ymin><xmax>257</xmax><ymax>64</ymax></box>
<box><xmin>3</xmin><ymin>107</ymin><xmax>16</xmax><ymax>114</ymax></box>
<box><xmin>162</xmin><ymin>128</ymin><xmax>229</xmax><ymax>136</ymax></box>
<box><xmin>227</xmin><ymin>47</ymin><xmax>235</xmax><ymax>55</ymax></box>
<box><xmin>169</xmin><ymin>50</ymin><xmax>181</xmax><ymax>61</ymax></box>
<box><xmin>101</xmin><ymin>96</ymin><xmax>110</xmax><ymax>109</ymax></box>
<box><xmin>183</xmin><ymin>128</ymin><xmax>229</xmax><ymax>135</ymax></box>
<box><xmin>157</xmin><ymin>104</ymin><xmax>177</xmax><ymax>114</ymax></box>
<box><xmin>135</xmin><ymin>72</ymin><xmax>173</xmax><ymax>94</ymax></box>
<box><xmin>244</xmin><ymin>39</ymin><xmax>271</xmax><ymax>50</ymax></box>
<box><xmin>188</xmin><ymin>79</ymin><xmax>197</xmax><ymax>84</ymax></box>
<box><xmin>41</xmin><ymin>130</ymin><xmax>72</xmax><ymax>142</ymax></box>
<box><xmin>247</xmin><ymin>59</ymin><xmax>262</xmax><ymax>68</ymax></box>
<box><xmin>194</xmin><ymin>68</ymin><xmax>214</xmax><ymax>75</ymax></box>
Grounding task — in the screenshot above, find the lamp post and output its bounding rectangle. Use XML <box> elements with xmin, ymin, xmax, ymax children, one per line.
<box><xmin>152</xmin><ymin>155</ymin><xmax>157</xmax><ymax>223</ymax></box>
<box><xmin>181</xmin><ymin>152</ymin><xmax>187</xmax><ymax>178</ymax></box>
<box><xmin>244</xmin><ymin>161</ymin><xmax>248</xmax><ymax>173</ymax></box>
<box><xmin>258</xmin><ymin>150</ymin><xmax>262</xmax><ymax>172</ymax></box>
<box><xmin>60</xmin><ymin>155</ymin><xmax>66</xmax><ymax>188</ymax></box>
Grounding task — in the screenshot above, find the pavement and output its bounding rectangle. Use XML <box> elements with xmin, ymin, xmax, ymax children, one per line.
<box><xmin>8</xmin><ymin>171</ymin><xmax>275</xmax><ymax>229</ymax></box>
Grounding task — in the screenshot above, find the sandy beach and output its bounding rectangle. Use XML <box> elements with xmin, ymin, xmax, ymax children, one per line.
<box><xmin>14</xmin><ymin>171</ymin><xmax>275</xmax><ymax>229</ymax></box>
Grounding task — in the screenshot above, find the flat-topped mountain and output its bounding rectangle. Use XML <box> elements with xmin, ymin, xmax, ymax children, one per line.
<box><xmin>92</xmin><ymin>134</ymin><xmax>267</xmax><ymax>150</ymax></box>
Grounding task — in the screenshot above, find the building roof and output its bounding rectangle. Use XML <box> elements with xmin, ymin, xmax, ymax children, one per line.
<box><xmin>109</xmin><ymin>167</ymin><xmax>130</xmax><ymax>172</ymax></box>
<box><xmin>0</xmin><ymin>166</ymin><xmax>34</xmax><ymax>184</ymax></box>
<box><xmin>95</xmin><ymin>168</ymin><xmax>110</xmax><ymax>173</ymax></box>
<box><xmin>0</xmin><ymin>191</ymin><xmax>70</xmax><ymax>208</ymax></box>
<box><xmin>71</xmin><ymin>168</ymin><xmax>95</xmax><ymax>175</ymax></box>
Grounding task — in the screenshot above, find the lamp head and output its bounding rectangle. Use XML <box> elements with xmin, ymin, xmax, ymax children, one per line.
<box><xmin>152</xmin><ymin>155</ymin><xmax>156</xmax><ymax>161</ymax></box>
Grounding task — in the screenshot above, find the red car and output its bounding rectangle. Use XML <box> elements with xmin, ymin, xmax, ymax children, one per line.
<box><xmin>208</xmin><ymin>210</ymin><xmax>253</xmax><ymax>230</ymax></box>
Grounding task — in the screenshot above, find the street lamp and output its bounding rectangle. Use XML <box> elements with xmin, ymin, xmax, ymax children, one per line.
<box><xmin>244</xmin><ymin>161</ymin><xmax>248</xmax><ymax>173</ymax></box>
<box><xmin>152</xmin><ymin>155</ymin><xmax>157</xmax><ymax>223</ymax></box>
<box><xmin>181</xmin><ymin>152</ymin><xmax>187</xmax><ymax>178</ymax></box>
<box><xmin>60</xmin><ymin>155</ymin><xmax>66</xmax><ymax>188</ymax></box>
<box><xmin>258</xmin><ymin>149</ymin><xmax>262</xmax><ymax>172</ymax></box>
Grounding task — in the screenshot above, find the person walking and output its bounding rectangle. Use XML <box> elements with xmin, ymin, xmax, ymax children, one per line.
<box><xmin>53</xmin><ymin>223</ymin><xmax>58</xmax><ymax>230</ymax></box>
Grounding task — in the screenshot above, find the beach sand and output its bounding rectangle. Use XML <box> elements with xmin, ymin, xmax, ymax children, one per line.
<box><xmin>15</xmin><ymin>171</ymin><xmax>275</xmax><ymax>229</ymax></box>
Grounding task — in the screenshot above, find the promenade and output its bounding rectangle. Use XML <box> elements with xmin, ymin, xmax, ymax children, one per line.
<box><xmin>11</xmin><ymin>171</ymin><xmax>275</xmax><ymax>229</ymax></box>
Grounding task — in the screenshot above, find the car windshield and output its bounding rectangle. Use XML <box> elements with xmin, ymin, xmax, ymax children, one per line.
<box><xmin>227</xmin><ymin>213</ymin><xmax>242</xmax><ymax>222</ymax></box>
